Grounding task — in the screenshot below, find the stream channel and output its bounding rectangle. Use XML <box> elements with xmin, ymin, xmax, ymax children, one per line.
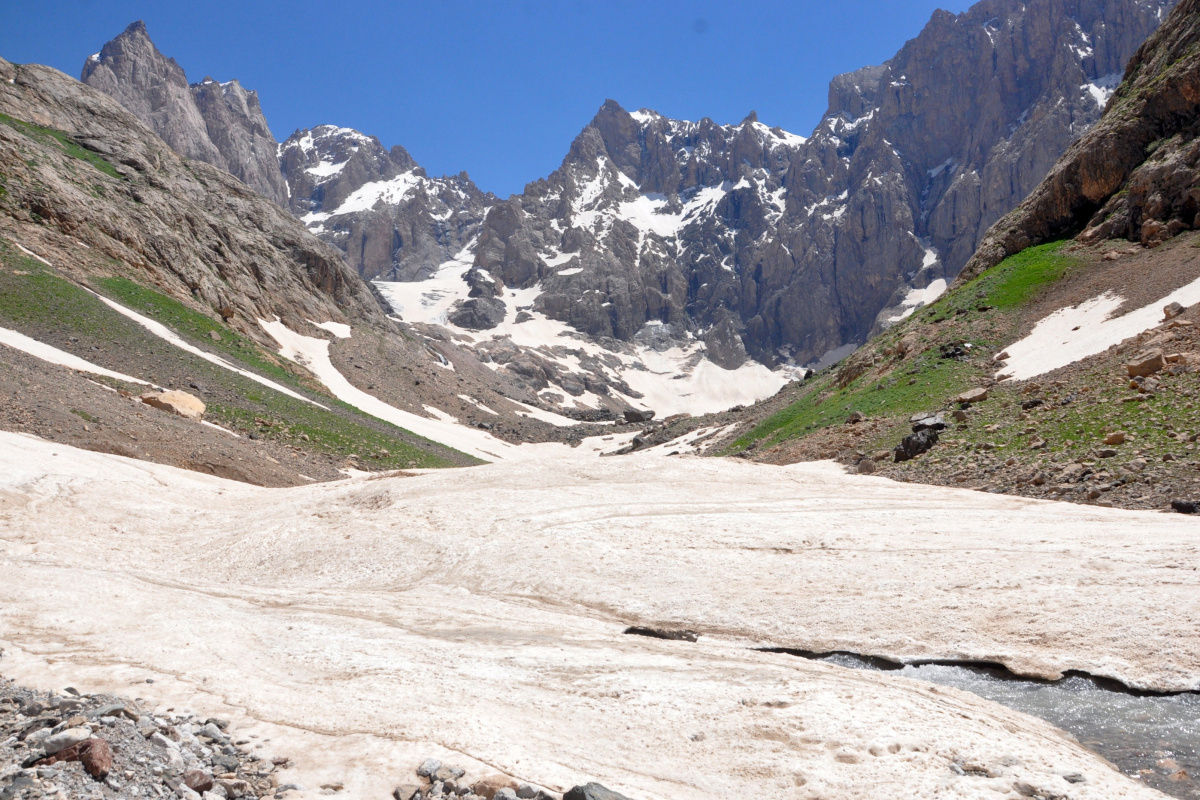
<box><xmin>783</xmin><ymin>651</ymin><xmax>1200</xmax><ymax>798</ymax></box>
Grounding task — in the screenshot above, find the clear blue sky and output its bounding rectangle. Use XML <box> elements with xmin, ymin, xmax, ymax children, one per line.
<box><xmin>1</xmin><ymin>1</ymin><xmax>974</xmax><ymax>197</ymax></box>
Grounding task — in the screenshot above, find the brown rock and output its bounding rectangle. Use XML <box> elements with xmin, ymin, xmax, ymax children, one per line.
<box><xmin>1126</xmin><ymin>350</ymin><xmax>1164</xmax><ymax>378</ymax></box>
<box><xmin>857</xmin><ymin>459</ymin><xmax>877</xmax><ymax>474</ymax></box>
<box><xmin>140</xmin><ymin>390</ymin><xmax>206</xmax><ymax>421</ymax></box>
<box><xmin>38</xmin><ymin>737</ymin><xmax>112</xmax><ymax>779</ymax></box>
<box><xmin>393</xmin><ymin>785</ymin><xmax>422</xmax><ymax>800</ymax></box>
<box><xmin>183</xmin><ymin>770</ymin><xmax>215</xmax><ymax>793</ymax></box>
<box><xmin>956</xmin><ymin>387</ymin><xmax>989</xmax><ymax>403</ymax></box>
<box><xmin>473</xmin><ymin>776</ymin><xmax>521</xmax><ymax>800</ymax></box>
<box><xmin>1164</xmin><ymin>302</ymin><xmax>1186</xmax><ymax>320</ymax></box>
<box><xmin>1104</xmin><ymin>431</ymin><xmax>1127</xmax><ymax>445</ymax></box>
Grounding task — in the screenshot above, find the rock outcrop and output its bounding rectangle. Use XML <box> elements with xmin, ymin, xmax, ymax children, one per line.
<box><xmin>81</xmin><ymin>21</ymin><xmax>288</xmax><ymax>206</ymax></box>
<box><xmin>960</xmin><ymin>0</ymin><xmax>1200</xmax><ymax>281</ymax></box>
<box><xmin>0</xmin><ymin>55</ymin><xmax>388</xmax><ymax>346</ymax></box>
<box><xmin>279</xmin><ymin>125</ymin><xmax>496</xmax><ymax>280</ymax></box>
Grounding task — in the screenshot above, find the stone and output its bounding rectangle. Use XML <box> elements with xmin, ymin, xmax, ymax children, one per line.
<box><xmin>909</xmin><ymin>412</ymin><xmax>946</xmax><ymax>433</ymax></box>
<box><xmin>417</xmin><ymin>759</ymin><xmax>442</xmax><ymax>778</ymax></box>
<box><xmin>516</xmin><ymin>786</ymin><xmax>538</xmax><ymax>799</ymax></box>
<box><xmin>394</xmin><ymin>786</ymin><xmax>422</xmax><ymax>800</ymax></box>
<box><xmin>141</xmin><ymin>390</ymin><xmax>206</xmax><ymax>421</ymax></box>
<box><xmin>1126</xmin><ymin>350</ymin><xmax>1165</xmax><ymax>378</ymax></box>
<box><xmin>1097</xmin><ymin>449</ymin><xmax>1118</xmax><ymax>458</ymax></box>
<box><xmin>1170</xmin><ymin>500</ymin><xmax>1199</xmax><ymax>514</ymax></box>
<box><xmin>184</xmin><ymin>770</ymin><xmax>215</xmax><ymax>793</ymax></box>
<box><xmin>1164</xmin><ymin>302</ymin><xmax>1186</xmax><ymax>320</ymax></box>
<box><xmin>208</xmin><ymin>330</ymin><xmax>222</xmax><ymax>341</ymax></box>
<box><xmin>563</xmin><ymin>784</ymin><xmax>633</xmax><ymax>800</ymax></box>
<box><xmin>176</xmin><ymin>784</ymin><xmax>202</xmax><ymax>800</ymax></box>
<box><xmin>495</xmin><ymin>790</ymin><xmax>518</xmax><ymax>800</ymax></box>
<box><xmin>894</xmin><ymin>429</ymin><xmax>939</xmax><ymax>463</ymax></box>
<box><xmin>951</xmin><ymin>409</ymin><xmax>969</xmax><ymax>423</ymax></box>
<box><xmin>856</xmin><ymin>458</ymin><xmax>877</xmax><ymax>474</ymax></box>
<box><xmin>150</xmin><ymin>730</ymin><xmax>180</xmax><ymax>750</ymax></box>
<box><xmin>956</xmin><ymin>388</ymin><xmax>988</xmax><ymax>403</ymax></box>
<box><xmin>1104</xmin><ymin>431</ymin><xmax>1127</xmax><ymax>445</ymax></box>
<box><xmin>42</xmin><ymin>727</ymin><xmax>91</xmax><ymax>755</ymax></box>
<box><xmin>623</xmin><ymin>409</ymin><xmax>655</xmax><ymax>423</ymax></box>
<box><xmin>846</xmin><ymin>411</ymin><xmax>866</xmax><ymax>424</ymax></box>
<box><xmin>473</xmin><ymin>778</ymin><xmax>520</xmax><ymax>800</ymax></box>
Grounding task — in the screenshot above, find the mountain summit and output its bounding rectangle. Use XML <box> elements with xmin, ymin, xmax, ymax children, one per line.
<box><xmin>81</xmin><ymin>21</ymin><xmax>288</xmax><ymax>205</ymax></box>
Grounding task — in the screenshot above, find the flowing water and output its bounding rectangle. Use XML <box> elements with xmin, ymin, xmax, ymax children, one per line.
<box><xmin>799</xmin><ymin>652</ymin><xmax>1200</xmax><ymax>798</ymax></box>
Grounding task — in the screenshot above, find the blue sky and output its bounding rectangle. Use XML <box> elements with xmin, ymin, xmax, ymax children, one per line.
<box><xmin>1</xmin><ymin>1</ymin><xmax>974</xmax><ymax>197</ymax></box>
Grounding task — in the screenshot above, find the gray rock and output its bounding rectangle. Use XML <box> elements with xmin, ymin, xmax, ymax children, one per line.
<box><xmin>42</xmin><ymin>727</ymin><xmax>91</xmax><ymax>755</ymax></box>
<box><xmin>563</xmin><ymin>784</ymin><xmax>633</xmax><ymax>800</ymax></box>
<box><xmin>417</xmin><ymin>759</ymin><xmax>442</xmax><ymax>778</ymax></box>
<box><xmin>894</xmin><ymin>429</ymin><xmax>940</xmax><ymax>463</ymax></box>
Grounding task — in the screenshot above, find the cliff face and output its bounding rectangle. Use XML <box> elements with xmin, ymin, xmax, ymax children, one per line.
<box><xmin>462</xmin><ymin>0</ymin><xmax>1172</xmax><ymax>368</ymax></box>
<box><xmin>961</xmin><ymin>0</ymin><xmax>1200</xmax><ymax>281</ymax></box>
<box><xmin>81</xmin><ymin>21</ymin><xmax>288</xmax><ymax>206</ymax></box>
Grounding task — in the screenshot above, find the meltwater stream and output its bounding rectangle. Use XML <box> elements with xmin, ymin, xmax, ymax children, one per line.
<box><xmin>807</xmin><ymin>653</ymin><xmax>1200</xmax><ymax>798</ymax></box>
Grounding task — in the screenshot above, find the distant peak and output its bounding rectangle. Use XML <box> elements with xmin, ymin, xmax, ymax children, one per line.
<box><xmin>123</xmin><ymin>20</ymin><xmax>150</xmax><ymax>37</ymax></box>
<box><xmin>743</xmin><ymin>110</ymin><xmax>759</xmax><ymax>124</ymax></box>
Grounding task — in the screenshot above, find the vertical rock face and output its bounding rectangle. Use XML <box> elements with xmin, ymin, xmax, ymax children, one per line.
<box><xmin>278</xmin><ymin>125</ymin><xmax>496</xmax><ymax>281</ymax></box>
<box><xmin>81</xmin><ymin>21</ymin><xmax>288</xmax><ymax>206</ymax></box>
<box><xmin>961</xmin><ymin>0</ymin><xmax>1200</xmax><ymax>280</ymax></box>
<box><xmin>456</xmin><ymin>0</ymin><xmax>1173</xmax><ymax>367</ymax></box>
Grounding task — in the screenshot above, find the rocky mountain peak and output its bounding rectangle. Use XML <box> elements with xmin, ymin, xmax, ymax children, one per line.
<box><xmin>82</xmin><ymin>22</ymin><xmax>288</xmax><ymax>206</ymax></box>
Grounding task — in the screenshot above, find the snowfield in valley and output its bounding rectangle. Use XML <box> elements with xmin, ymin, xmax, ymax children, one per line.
<box><xmin>0</xmin><ymin>431</ymin><xmax>1193</xmax><ymax>799</ymax></box>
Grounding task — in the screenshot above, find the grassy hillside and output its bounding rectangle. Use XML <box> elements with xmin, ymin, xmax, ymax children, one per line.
<box><xmin>0</xmin><ymin>238</ymin><xmax>478</xmax><ymax>472</ymax></box>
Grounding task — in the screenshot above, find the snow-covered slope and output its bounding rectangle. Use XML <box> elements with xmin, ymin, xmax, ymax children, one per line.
<box><xmin>0</xmin><ymin>430</ymin><xmax>1188</xmax><ymax>799</ymax></box>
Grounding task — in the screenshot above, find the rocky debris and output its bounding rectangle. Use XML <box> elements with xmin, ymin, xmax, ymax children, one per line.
<box><xmin>622</xmin><ymin>409</ymin><xmax>655</xmax><ymax>423</ymax></box>
<box><xmin>81</xmin><ymin>22</ymin><xmax>288</xmax><ymax>205</ymax></box>
<box><xmin>562</xmin><ymin>784</ymin><xmax>632</xmax><ymax>800</ymax></box>
<box><xmin>623</xmin><ymin>627</ymin><xmax>699</xmax><ymax>642</ymax></box>
<box><xmin>140</xmin><ymin>390</ymin><xmax>205</xmax><ymax>421</ymax></box>
<box><xmin>956</xmin><ymin>388</ymin><xmax>989</xmax><ymax>404</ymax></box>
<box><xmin>894</xmin><ymin>428</ymin><xmax>940</xmax><ymax>462</ymax></box>
<box><xmin>0</xmin><ymin>678</ymin><xmax>283</xmax><ymax>800</ymax></box>
<box><xmin>399</xmin><ymin>758</ymin><xmax>552</xmax><ymax>800</ymax></box>
<box><xmin>1126</xmin><ymin>350</ymin><xmax>1165</xmax><ymax>378</ymax></box>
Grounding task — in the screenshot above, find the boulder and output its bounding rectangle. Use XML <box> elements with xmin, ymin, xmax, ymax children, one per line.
<box><xmin>956</xmin><ymin>387</ymin><xmax>988</xmax><ymax>403</ymax></box>
<box><xmin>416</xmin><ymin>759</ymin><xmax>442</xmax><ymax>778</ymax></box>
<box><xmin>140</xmin><ymin>390</ymin><xmax>205</xmax><ymax>421</ymax></box>
<box><xmin>393</xmin><ymin>786</ymin><xmax>421</xmax><ymax>800</ymax></box>
<box><xmin>183</xmin><ymin>770</ymin><xmax>214</xmax><ymax>794</ymax></box>
<box><xmin>1104</xmin><ymin>431</ymin><xmax>1127</xmax><ymax>445</ymax></box>
<box><xmin>909</xmin><ymin>412</ymin><xmax>946</xmax><ymax>433</ymax></box>
<box><xmin>1164</xmin><ymin>302</ymin><xmax>1186</xmax><ymax>320</ymax></box>
<box><xmin>623</xmin><ymin>409</ymin><xmax>655</xmax><ymax>423</ymax></box>
<box><xmin>42</xmin><ymin>727</ymin><xmax>91</xmax><ymax>755</ymax></box>
<box><xmin>1171</xmin><ymin>500</ymin><xmax>1199</xmax><ymax>514</ymax></box>
<box><xmin>856</xmin><ymin>458</ymin><xmax>877</xmax><ymax>474</ymax></box>
<box><xmin>894</xmin><ymin>429</ymin><xmax>939</xmax><ymax>463</ymax></box>
<box><xmin>36</xmin><ymin>737</ymin><xmax>112</xmax><ymax>779</ymax></box>
<box><xmin>563</xmin><ymin>784</ymin><xmax>634</xmax><ymax>800</ymax></box>
<box><xmin>846</xmin><ymin>411</ymin><xmax>866</xmax><ymax>424</ymax></box>
<box><xmin>447</xmin><ymin>297</ymin><xmax>506</xmax><ymax>330</ymax></box>
<box><xmin>473</xmin><ymin>777</ymin><xmax>521</xmax><ymax>800</ymax></box>
<box><xmin>1126</xmin><ymin>350</ymin><xmax>1164</xmax><ymax>378</ymax></box>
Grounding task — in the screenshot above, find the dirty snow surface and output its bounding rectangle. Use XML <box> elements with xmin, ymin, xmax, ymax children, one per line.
<box><xmin>2</xmin><ymin>433</ymin><xmax>1194</xmax><ymax>800</ymax></box>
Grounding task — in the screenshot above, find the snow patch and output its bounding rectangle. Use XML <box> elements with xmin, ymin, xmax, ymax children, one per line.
<box><xmin>310</xmin><ymin>320</ymin><xmax>352</xmax><ymax>339</ymax></box>
<box><xmin>0</xmin><ymin>327</ymin><xmax>149</xmax><ymax>386</ymax></box>
<box><xmin>999</xmin><ymin>275</ymin><xmax>1200</xmax><ymax>381</ymax></box>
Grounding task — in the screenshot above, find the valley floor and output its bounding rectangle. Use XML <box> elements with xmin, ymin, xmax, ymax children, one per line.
<box><xmin>1</xmin><ymin>430</ymin><xmax>1195</xmax><ymax>799</ymax></box>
